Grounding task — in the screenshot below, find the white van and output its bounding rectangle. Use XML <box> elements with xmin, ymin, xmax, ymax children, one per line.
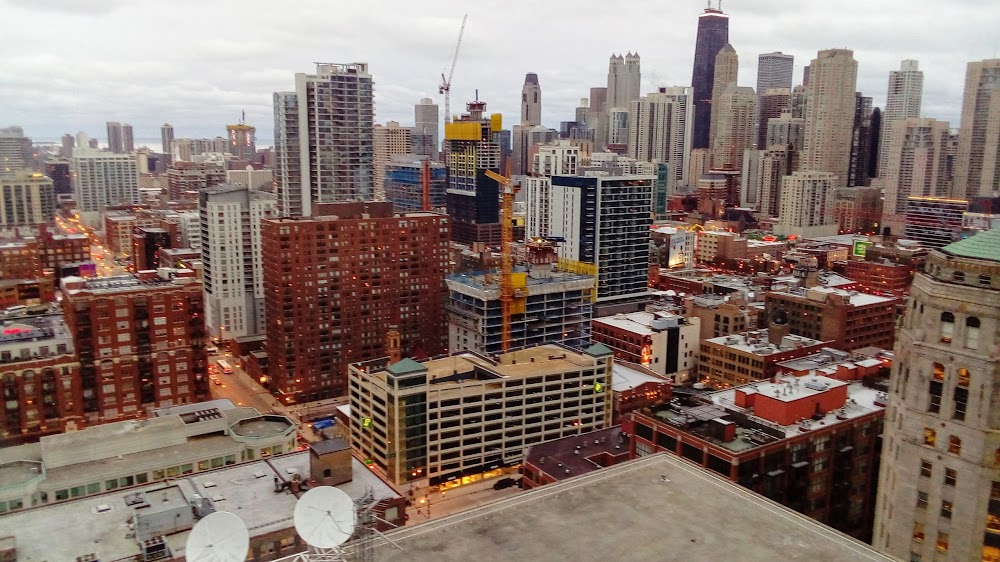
<box><xmin>206</xmin><ymin>345</ymin><xmax>219</xmax><ymax>355</ymax></box>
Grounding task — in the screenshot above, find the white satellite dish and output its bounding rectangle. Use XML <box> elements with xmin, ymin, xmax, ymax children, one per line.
<box><xmin>185</xmin><ymin>511</ymin><xmax>249</xmax><ymax>562</ymax></box>
<box><xmin>294</xmin><ymin>486</ymin><xmax>356</xmax><ymax>549</ymax></box>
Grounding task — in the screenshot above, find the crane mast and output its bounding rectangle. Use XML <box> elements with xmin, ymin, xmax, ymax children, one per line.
<box><xmin>484</xmin><ymin>168</ymin><xmax>519</xmax><ymax>353</ymax></box>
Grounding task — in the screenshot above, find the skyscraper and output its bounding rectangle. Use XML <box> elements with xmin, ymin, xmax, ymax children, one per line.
<box><xmin>0</xmin><ymin>126</ymin><xmax>31</xmax><ymax>172</ymax></box>
<box><xmin>709</xmin><ymin>44</ymin><xmax>739</xmax><ymax>153</ymax></box>
<box><xmin>757</xmin><ymin>88</ymin><xmax>791</xmax><ymax>149</ymax></box>
<box><xmin>606</xmin><ymin>54</ymin><xmax>641</xmax><ymax>113</ymax></box>
<box><xmin>71</xmin><ymin>147</ymin><xmax>139</xmax><ymax>215</ymax></box>
<box><xmin>848</xmin><ymin>93</ymin><xmax>874</xmax><ymax>187</ymax></box>
<box><xmin>712</xmin><ymin>85</ymin><xmax>757</xmax><ymax>170</ymax></box>
<box><xmin>627</xmin><ymin>86</ymin><xmax>694</xmax><ymax>192</ymax></box>
<box><xmin>756</xmin><ymin>52</ymin><xmax>794</xmax><ymax>93</ymax></box>
<box><xmin>690</xmin><ymin>4</ymin><xmax>730</xmax><ymax>149</ymax></box>
<box><xmin>199</xmin><ymin>184</ymin><xmax>276</xmax><ymax>340</ymax></box>
<box><xmin>445</xmin><ymin>100</ymin><xmax>502</xmax><ymax>245</ymax></box>
<box><xmin>106</xmin><ymin>122</ymin><xmax>133</xmax><ymax>154</ymax></box>
<box><xmin>414</xmin><ymin>97</ymin><xmax>439</xmax><ymax>159</ymax></box>
<box><xmin>273</xmin><ymin>62</ymin><xmax>374</xmax><ymax>217</ymax></box>
<box><xmin>868</xmin><ymin>108</ymin><xmax>883</xmax><ymax>178</ymax></box>
<box><xmin>161</xmin><ymin>123</ymin><xmax>174</xmax><ymax>155</ymax></box>
<box><xmin>801</xmin><ymin>49</ymin><xmax>858</xmax><ymax>188</ymax></box>
<box><xmin>954</xmin><ymin>59</ymin><xmax>1000</xmax><ymax>199</ymax></box>
<box><xmin>880</xmin><ymin>117</ymin><xmax>951</xmax><ymax>233</ymax></box>
<box><xmin>60</xmin><ymin>133</ymin><xmax>75</xmax><ymax>158</ymax></box>
<box><xmin>226</xmin><ymin>123</ymin><xmax>256</xmax><ymax>160</ymax></box>
<box><xmin>775</xmin><ymin>170</ymin><xmax>838</xmax><ymax>237</ymax></box>
<box><xmin>873</xmin><ymin>229</ymin><xmax>1000</xmax><ymax>561</ymax></box>
<box><xmin>878</xmin><ymin>60</ymin><xmax>924</xmax><ymax>178</ymax></box>
<box><xmin>373</xmin><ymin>121</ymin><xmax>412</xmax><ymax>200</ymax></box>
<box><xmin>521</xmin><ymin>73</ymin><xmax>542</xmax><ymax>126</ymax></box>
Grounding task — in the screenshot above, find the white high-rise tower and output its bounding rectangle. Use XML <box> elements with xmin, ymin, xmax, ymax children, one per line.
<box><xmin>954</xmin><ymin>59</ymin><xmax>1000</xmax><ymax>199</ymax></box>
<box><xmin>878</xmin><ymin>60</ymin><xmax>924</xmax><ymax>177</ymax></box>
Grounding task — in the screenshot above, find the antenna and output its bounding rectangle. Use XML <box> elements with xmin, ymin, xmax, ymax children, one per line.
<box><xmin>294</xmin><ymin>486</ymin><xmax>357</xmax><ymax>550</ymax></box>
<box><xmin>185</xmin><ymin>511</ymin><xmax>249</xmax><ymax>562</ymax></box>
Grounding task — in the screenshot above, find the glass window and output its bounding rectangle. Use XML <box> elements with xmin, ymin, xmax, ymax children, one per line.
<box><xmin>105</xmin><ymin>479</ymin><xmax>118</xmax><ymax>491</ymax></box>
<box><xmin>912</xmin><ymin>521</ymin><xmax>925</xmax><ymax>543</ymax></box>
<box><xmin>924</xmin><ymin>428</ymin><xmax>936</xmax><ymax>447</ymax></box>
<box><xmin>920</xmin><ymin>460</ymin><xmax>932</xmax><ymax>478</ymax></box>
<box><xmin>55</xmin><ymin>489</ymin><xmax>69</xmax><ymax>501</ymax></box>
<box><xmin>119</xmin><ymin>476</ymin><xmax>134</xmax><ymax>487</ymax></box>
<box><xmin>932</xmin><ymin>363</ymin><xmax>945</xmax><ymax>381</ymax></box>
<box><xmin>948</xmin><ymin>435</ymin><xmax>962</xmax><ymax>455</ymax></box>
<box><xmin>944</xmin><ymin>468</ymin><xmax>957</xmax><ymax>487</ymax></box>
<box><xmin>940</xmin><ymin>312</ymin><xmax>954</xmax><ymax>343</ymax></box>
<box><xmin>936</xmin><ymin>531</ymin><xmax>949</xmax><ymax>552</ymax></box>
<box><xmin>71</xmin><ymin>486</ymin><xmax>86</xmax><ymax>498</ymax></box>
<box><xmin>166</xmin><ymin>466</ymin><xmax>180</xmax><ymax>477</ymax></box>
<box><xmin>916</xmin><ymin>491</ymin><xmax>928</xmax><ymax>509</ymax></box>
<box><xmin>136</xmin><ymin>473</ymin><xmax>149</xmax><ymax>484</ymax></box>
<box><xmin>966</xmin><ymin>317</ymin><xmax>980</xmax><ymax>350</ymax></box>
<box><xmin>941</xmin><ymin>500</ymin><xmax>953</xmax><ymax>519</ymax></box>
<box><xmin>153</xmin><ymin>469</ymin><xmax>165</xmax><ymax>480</ymax></box>
<box><xmin>87</xmin><ymin>483</ymin><xmax>100</xmax><ymax>494</ymax></box>
<box><xmin>958</xmin><ymin>368</ymin><xmax>971</xmax><ymax>387</ymax></box>
<box><xmin>181</xmin><ymin>464</ymin><xmax>194</xmax><ymax>475</ymax></box>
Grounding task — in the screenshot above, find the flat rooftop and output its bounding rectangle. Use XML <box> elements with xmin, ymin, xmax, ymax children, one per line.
<box><xmin>524</xmin><ymin>426</ymin><xmax>627</xmax><ymax>482</ymax></box>
<box><xmin>612</xmin><ymin>362</ymin><xmax>667</xmax><ymax>392</ymax></box>
<box><xmin>364</xmin><ymin>454</ymin><xmax>893</xmax><ymax>561</ymax></box>
<box><xmin>705</xmin><ymin>329</ymin><xmax>826</xmax><ymax>356</ymax></box>
<box><xmin>592</xmin><ymin>310</ymin><xmax>688</xmax><ymax>335</ymax></box>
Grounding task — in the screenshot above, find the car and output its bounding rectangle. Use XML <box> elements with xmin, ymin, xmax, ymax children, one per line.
<box><xmin>210</xmin><ymin>375</ymin><xmax>221</xmax><ymax>385</ymax></box>
<box><xmin>492</xmin><ymin>477</ymin><xmax>520</xmax><ymax>490</ymax></box>
<box><xmin>206</xmin><ymin>345</ymin><xmax>219</xmax><ymax>354</ymax></box>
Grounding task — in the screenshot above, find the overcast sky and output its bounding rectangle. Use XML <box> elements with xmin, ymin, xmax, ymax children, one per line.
<box><xmin>2</xmin><ymin>0</ymin><xmax>998</xmax><ymax>145</ymax></box>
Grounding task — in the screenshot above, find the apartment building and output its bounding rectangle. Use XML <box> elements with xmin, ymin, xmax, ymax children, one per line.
<box><xmin>764</xmin><ymin>287</ymin><xmax>897</xmax><ymax>351</ymax></box>
<box><xmin>591</xmin><ymin>311</ymin><xmax>699</xmax><ymax>382</ymax></box>
<box><xmin>166</xmin><ymin>161</ymin><xmax>226</xmax><ymax>201</ymax></box>
<box><xmin>0</xmin><ymin>171</ymin><xmax>55</xmax><ymax>228</ymax></box>
<box><xmin>699</xmin><ymin>328</ymin><xmax>829</xmax><ymax>388</ymax></box>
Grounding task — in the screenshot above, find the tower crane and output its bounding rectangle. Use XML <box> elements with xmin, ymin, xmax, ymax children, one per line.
<box><xmin>439</xmin><ymin>14</ymin><xmax>468</xmax><ymax>124</ymax></box>
<box><xmin>484</xmin><ymin>168</ymin><xmax>519</xmax><ymax>353</ymax></box>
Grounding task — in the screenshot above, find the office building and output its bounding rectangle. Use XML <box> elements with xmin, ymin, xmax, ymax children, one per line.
<box><xmin>878</xmin><ymin>60</ymin><xmax>924</xmax><ymax>178</ymax></box>
<box><xmin>521</xmin><ymin>73</ymin><xmax>542</xmax><ymax>126</ymax></box>
<box><xmin>226</xmin><ymin>165</ymin><xmax>273</xmax><ymax>191</ymax></box>
<box><xmin>349</xmin><ymin>342</ymin><xmax>613</xmax><ymax>488</ymax></box>
<box><xmin>61</xmin><ymin>269</ymin><xmax>208</xmax><ymax>424</ymax></box>
<box><xmin>607</xmin><ymin>53</ymin><xmax>641</xmax><ymax>116</ymax></box>
<box><xmin>384</xmin><ymin>155</ymin><xmax>446</xmax><ymax>212</ymax></box>
<box><xmin>273</xmin><ymin>62</ymin><xmax>374</xmax><ymax>216</ymax></box>
<box><xmin>756</xmin><ymin>51</ymin><xmax>794</xmax><ymax>93</ymax></box>
<box><xmin>226</xmin><ymin>123</ymin><xmax>256</xmax><ymax>160</ymax></box>
<box><xmin>755</xmin><ymin>146</ymin><xmax>796</xmax><ymax>218</ymax></box>
<box><xmin>170</xmin><ymin>137</ymin><xmax>228</xmax><ymax>162</ymax></box>
<box><xmin>607</xmin><ymin>108</ymin><xmax>630</xmax><ymax>147</ymax></box>
<box><xmin>512</xmin><ymin>124</ymin><xmax>558</xmax><ymax>176</ymax></box>
<box><xmin>106</xmin><ymin>122</ymin><xmax>134</xmax><ymax>154</ymax></box>
<box><xmin>764</xmin><ymin>287</ymin><xmax>897</xmax><ymax>351</ymax></box>
<box><xmin>834</xmin><ymin>186</ymin><xmax>882</xmax><ymax>234</ymax></box>
<box><xmin>587</xmin><ymin>86</ymin><xmax>609</xmax><ymax>148</ymax></box>
<box><xmin>131</xmin><ymin>227</ymin><xmax>172</xmax><ymax>275</ymax></box>
<box><xmin>903</xmin><ymin>196</ymin><xmax>968</xmax><ymax>248</ymax></box>
<box><xmin>712</xmin><ymin>85</ymin><xmax>757</xmax><ymax>170</ymax></box>
<box><xmin>532</xmin><ymin>140</ymin><xmax>580</xmax><ymax>177</ymax></box>
<box><xmin>881</xmin><ymin>118</ymin><xmax>951</xmax><ymax>234</ymax></box>
<box><xmin>549</xmin><ymin>174</ymin><xmax>653</xmax><ymax>302</ymax></box>
<box><xmin>59</xmin><ymin>133</ymin><xmax>74</xmax><ymax>158</ymax></box>
<box><xmin>0</xmin><ymin>239</ymin><xmax>42</xmax><ymax>281</ymax></box>
<box><xmin>44</xmin><ymin>158</ymin><xmax>72</xmax><ymax>196</ymax></box>
<box><xmin>627</xmin><ymin>86</ymin><xmax>693</xmax><ymax>192</ymax></box>
<box><xmin>757</xmin><ymin>87</ymin><xmax>791</xmax><ymax>149</ymax></box>
<box><xmin>848</xmin><ymin>93</ymin><xmax>874</xmax><ymax>187</ymax></box>
<box><xmin>415</xmin><ymin>98</ymin><xmax>439</xmax><ymax>159</ymax></box>
<box><xmin>446</xmin><ymin>241</ymin><xmax>594</xmax><ymax>355</ymax></box>
<box><xmin>954</xmin><ymin>59</ymin><xmax>1000</xmax><ymax>199</ymax></box>
<box><xmin>691</xmin><ymin>4</ymin><xmax>729</xmax><ymax>149</ymax></box>
<box><xmin>650</xmin><ymin>226</ymin><xmax>696</xmax><ymax>270</ymax></box>
<box><xmin>591</xmin><ymin>311</ymin><xmax>699</xmax><ymax>381</ymax></box>
<box><xmin>373</xmin><ymin>121</ymin><xmax>412</xmax><ymax>200</ymax></box>
<box><xmin>37</xmin><ymin>226</ymin><xmax>90</xmax><ymax>277</ymax></box>
<box><xmin>0</xmin><ymin>171</ymin><xmax>55</xmax><ymax>228</ymax></box>
<box><xmin>200</xmin><ymin>184</ymin><xmax>276</xmax><ymax>340</ymax></box>
<box><xmin>699</xmin><ymin>328</ymin><xmax>829</xmax><ymax>388</ymax></box>
<box><xmin>160</xmin><ymin>123</ymin><xmax>174</xmax><ymax>154</ymax></box>
<box><xmin>166</xmin><ymin>161</ymin><xmax>226</xmax><ymax>201</ymax></box>
<box><xmin>775</xmin><ymin>170</ymin><xmax>839</xmax><ymax>238</ymax></box>
<box><xmin>445</xmin><ymin>100</ymin><xmax>502</xmax><ymax>245</ymax></box>
<box><xmin>766</xmin><ymin>109</ymin><xmax>805</xmax><ymax>151</ymax></box>
<box><xmin>0</xmin><ymin>126</ymin><xmax>31</xmax><ymax>172</ymax></box>
<box><xmin>802</xmin><ymin>49</ymin><xmax>858</xmax><ymax>187</ymax></box>
<box><xmin>709</xmin><ymin>44</ymin><xmax>739</xmax><ymax>154</ymax></box>
<box><xmin>70</xmin><ymin>147</ymin><xmax>139</xmax><ymax>215</ymax></box>
<box><xmin>262</xmin><ymin>202</ymin><xmax>449</xmax><ymax>402</ymax></box>
<box><xmin>874</xmin><ymin>229</ymin><xmax>1000</xmax><ymax>561</ymax></box>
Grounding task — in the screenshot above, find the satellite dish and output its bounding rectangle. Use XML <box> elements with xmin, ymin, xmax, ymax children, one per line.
<box><xmin>294</xmin><ymin>486</ymin><xmax>356</xmax><ymax>549</ymax></box>
<box><xmin>185</xmin><ymin>511</ymin><xmax>249</xmax><ymax>562</ymax></box>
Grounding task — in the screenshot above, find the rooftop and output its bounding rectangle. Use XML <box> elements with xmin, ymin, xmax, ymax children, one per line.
<box><xmin>593</xmin><ymin>310</ymin><xmax>689</xmax><ymax>336</ymax></box>
<box><xmin>365</xmin><ymin>454</ymin><xmax>891</xmax><ymax>561</ymax></box>
<box><xmin>705</xmin><ymin>329</ymin><xmax>826</xmax><ymax>356</ymax></box>
<box><xmin>523</xmin><ymin>426</ymin><xmax>627</xmax><ymax>482</ymax></box>
<box><xmin>940</xmin><ymin>228</ymin><xmax>1000</xmax><ymax>262</ymax></box>
<box><xmin>770</xmin><ymin>286</ymin><xmax>895</xmax><ymax>307</ymax></box>
<box><xmin>612</xmin><ymin>362</ymin><xmax>669</xmax><ymax>393</ymax></box>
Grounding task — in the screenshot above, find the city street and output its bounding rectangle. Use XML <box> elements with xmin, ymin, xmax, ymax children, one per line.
<box><xmin>54</xmin><ymin>214</ymin><xmax>127</xmax><ymax>276</ymax></box>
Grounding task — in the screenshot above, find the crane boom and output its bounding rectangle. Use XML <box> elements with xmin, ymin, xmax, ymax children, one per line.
<box><xmin>439</xmin><ymin>14</ymin><xmax>468</xmax><ymax>124</ymax></box>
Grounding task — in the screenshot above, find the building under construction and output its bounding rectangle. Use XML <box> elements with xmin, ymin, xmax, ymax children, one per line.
<box><xmin>445</xmin><ymin>100</ymin><xmax>503</xmax><ymax>246</ymax></box>
<box><xmin>446</xmin><ymin>240</ymin><xmax>595</xmax><ymax>356</ymax></box>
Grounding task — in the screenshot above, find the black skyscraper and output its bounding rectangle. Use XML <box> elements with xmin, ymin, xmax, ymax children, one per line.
<box><xmin>691</xmin><ymin>5</ymin><xmax>729</xmax><ymax>149</ymax></box>
<box><xmin>867</xmin><ymin>107</ymin><xmax>882</xmax><ymax>179</ymax></box>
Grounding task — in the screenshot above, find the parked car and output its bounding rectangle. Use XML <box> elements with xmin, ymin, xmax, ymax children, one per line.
<box><xmin>493</xmin><ymin>477</ymin><xmax>519</xmax><ymax>490</ymax></box>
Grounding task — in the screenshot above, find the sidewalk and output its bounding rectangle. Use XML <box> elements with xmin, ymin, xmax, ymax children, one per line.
<box><xmin>404</xmin><ymin>485</ymin><xmax>523</xmax><ymax>524</ymax></box>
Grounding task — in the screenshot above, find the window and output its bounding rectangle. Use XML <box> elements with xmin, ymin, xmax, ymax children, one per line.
<box><xmin>940</xmin><ymin>312</ymin><xmax>955</xmax><ymax>343</ymax></box>
<box><xmin>936</xmin><ymin>531</ymin><xmax>949</xmax><ymax>552</ymax></box>
<box><xmin>941</xmin><ymin>500</ymin><xmax>953</xmax><ymax>519</ymax></box>
<box><xmin>948</xmin><ymin>435</ymin><xmax>962</xmax><ymax>455</ymax></box>
<box><xmin>933</xmin><ymin>363</ymin><xmax>945</xmax><ymax>381</ymax></box>
<box><xmin>916</xmin><ymin>491</ymin><xmax>928</xmax><ymax>509</ymax></box>
<box><xmin>966</xmin><ymin>317</ymin><xmax>981</xmax><ymax>350</ymax></box>
<box><xmin>958</xmin><ymin>368</ymin><xmax>971</xmax><ymax>387</ymax></box>
<box><xmin>105</xmin><ymin>479</ymin><xmax>118</xmax><ymax>491</ymax></box>
<box><xmin>929</xmin><ymin>380</ymin><xmax>942</xmax><ymax>413</ymax></box>
<box><xmin>912</xmin><ymin>521</ymin><xmax>925</xmax><ymax>543</ymax></box>
<box><xmin>954</xmin><ymin>386</ymin><xmax>969</xmax><ymax>421</ymax></box>
<box><xmin>920</xmin><ymin>460</ymin><xmax>932</xmax><ymax>478</ymax></box>
<box><xmin>944</xmin><ymin>468</ymin><xmax>957</xmax><ymax>487</ymax></box>
<box><xmin>924</xmin><ymin>428</ymin><xmax>937</xmax><ymax>447</ymax></box>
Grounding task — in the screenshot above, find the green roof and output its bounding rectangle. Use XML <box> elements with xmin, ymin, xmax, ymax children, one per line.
<box><xmin>584</xmin><ymin>342</ymin><xmax>613</xmax><ymax>358</ymax></box>
<box><xmin>386</xmin><ymin>357</ymin><xmax>426</xmax><ymax>376</ymax></box>
<box><xmin>940</xmin><ymin>229</ymin><xmax>1000</xmax><ymax>263</ymax></box>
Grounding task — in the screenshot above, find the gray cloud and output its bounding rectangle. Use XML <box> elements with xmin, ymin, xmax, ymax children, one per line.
<box><xmin>1</xmin><ymin>0</ymin><xmax>997</xmax><ymax>145</ymax></box>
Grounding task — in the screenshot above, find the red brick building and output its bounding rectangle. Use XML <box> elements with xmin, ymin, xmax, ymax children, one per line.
<box><xmin>521</xmin><ymin>426</ymin><xmax>629</xmax><ymax>489</ymax></box>
<box><xmin>763</xmin><ymin>287</ymin><xmax>897</xmax><ymax>352</ymax></box>
<box><xmin>624</xmin><ymin>371</ymin><xmax>886</xmax><ymax>542</ymax></box>
<box><xmin>0</xmin><ymin>240</ymin><xmax>42</xmax><ymax>280</ymax></box>
<box><xmin>843</xmin><ymin>259</ymin><xmax>914</xmax><ymax>297</ymax></box>
<box><xmin>37</xmin><ymin>225</ymin><xmax>90</xmax><ymax>277</ymax></box>
<box><xmin>61</xmin><ymin>269</ymin><xmax>208</xmax><ymax>424</ymax></box>
<box><xmin>262</xmin><ymin>202</ymin><xmax>450</xmax><ymax>402</ymax></box>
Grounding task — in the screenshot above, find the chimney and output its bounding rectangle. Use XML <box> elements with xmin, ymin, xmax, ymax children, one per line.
<box><xmin>386</xmin><ymin>328</ymin><xmax>401</xmax><ymax>365</ymax></box>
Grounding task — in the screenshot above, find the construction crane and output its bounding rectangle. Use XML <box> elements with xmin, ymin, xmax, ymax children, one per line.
<box><xmin>439</xmin><ymin>14</ymin><xmax>468</xmax><ymax>125</ymax></box>
<box><xmin>484</xmin><ymin>168</ymin><xmax>519</xmax><ymax>353</ymax></box>
<box><xmin>421</xmin><ymin>157</ymin><xmax>431</xmax><ymax>211</ymax></box>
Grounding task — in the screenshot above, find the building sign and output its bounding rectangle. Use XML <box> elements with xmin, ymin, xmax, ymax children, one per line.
<box><xmin>594</xmin><ymin>382</ymin><xmax>604</xmax><ymax>393</ymax></box>
<box><xmin>852</xmin><ymin>240</ymin><xmax>873</xmax><ymax>258</ymax></box>
<box><xmin>362</xmin><ymin>417</ymin><xmax>373</xmax><ymax>429</ymax></box>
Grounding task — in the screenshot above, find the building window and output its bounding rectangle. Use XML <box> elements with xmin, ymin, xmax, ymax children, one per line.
<box><xmin>948</xmin><ymin>435</ymin><xmax>962</xmax><ymax>455</ymax></box>
<box><xmin>909</xmin><ymin>552</ymin><xmax>922</xmax><ymax>562</ymax></box>
<box><xmin>966</xmin><ymin>317</ymin><xmax>981</xmax><ymax>350</ymax></box>
<box><xmin>929</xmin><ymin>380</ymin><xmax>942</xmax><ymax>413</ymax></box>
<box><xmin>912</xmin><ymin>521</ymin><xmax>925</xmax><ymax>543</ymax></box>
<box><xmin>924</xmin><ymin>428</ymin><xmax>936</xmax><ymax>447</ymax></box>
<box><xmin>920</xmin><ymin>460</ymin><xmax>932</xmax><ymax>478</ymax></box>
<box><xmin>636</xmin><ymin>441</ymin><xmax>653</xmax><ymax>457</ymax></box>
<box><xmin>944</xmin><ymin>468</ymin><xmax>957</xmax><ymax>487</ymax></box>
<box><xmin>932</xmin><ymin>363</ymin><xmax>945</xmax><ymax>381</ymax></box>
<box><xmin>954</xmin><ymin>386</ymin><xmax>969</xmax><ymax>421</ymax></box>
<box><xmin>936</xmin><ymin>531</ymin><xmax>949</xmax><ymax>552</ymax></box>
<box><xmin>941</xmin><ymin>500</ymin><xmax>953</xmax><ymax>519</ymax></box>
<box><xmin>916</xmin><ymin>491</ymin><xmax>928</xmax><ymax>510</ymax></box>
<box><xmin>940</xmin><ymin>312</ymin><xmax>955</xmax><ymax>343</ymax></box>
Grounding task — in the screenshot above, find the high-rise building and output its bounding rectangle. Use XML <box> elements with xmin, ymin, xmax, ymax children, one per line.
<box><xmin>712</xmin><ymin>85</ymin><xmax>757</xmax><ymax>170</ymax></box>
<box><xmin>373</xmin><ymin>121</ymin><xmax>412</xmax><ymax>200</ymax></box>
<box><xmin>273</xmin><ymin>62</ymin><xmax>374</xmax><ymax>217</ymax></box>
<box><xmin>521</xmin><ymin>73</ymin><xmax>542</xmax><ymax>126</ymax></box>
<box><xmin>61</xmin><ymin>269</ymin><xmax>209</xmax><ymax>419</ymax></box>
<box><xmin>756</xmin><ymin>52</ymin><xmax>794</xmax><ymax>93</ymax></box>
<box><xmin>549</xmin><ymin>174</ymin><xmax>653</xmax><ymax>302</ymax></box>
<box><xmin>878</xmin><ymin>60</ymin><xmax>924</xmax><ymax>178</ymax></box>
<box><xmin>512</xmin><ymin>124</ymin><xmax>558</xmax><ymax>176</ymax></box>
<box><xmin>874</xmin><ymin>229</ymin><xmax>1000</xmax><ymax>561</ymax></box>
<box><xmin>445</xmin><ymin>100</ymin><xmax>502</xmax><ymax>245</ymax></box>
<box><xmin>881</xmin><ymin>118</ymin><xmax>952</xmax><ymax>233</ymax></box>
<box><xmin>226</xmin><ymin>165</ymin><xmax>273</xmax><ymax>191</ymax></box>
<box><xmin>627</xmin><ymin>87</ymin><xmax>693</xmax><ymax>194</ymax></box>
<box><xmin>0</xmin><ymin>171</ymin><xmax>55</xmax><ymax>227</ymax></box>
<box><xmin>60</xmin><ymin>133</ymin><xmax>75</xmax><ymax>158</ymax></box>
<box><xmin>70</xmin><ymin>147</ymin><xmax>139</xmax><ymax>214</ymax></box>
<box><xmin>790</xmin><ymin>84</ymin><xmax>809</xmax><ymax>120</ymax></box>
<box><xmin>690</xmin><ymin>4</ymin><xmax>730</xmax><ymax>149</ymax></box>
<box><xmin>868</xmin><ymin>107</ymin><xmax>883</xmax><ymax>178</ymax></box>
<box><xmin>755</xmin><ymin>146</ymin><xmax>795</xmax><ymax>218</ymax></box>
<box><xmin>606</xmin><ymin>53</ymin><xmax>641</xmax><ymax>115</ymax></box>
<box><xmin>775</xmin><ymin>170</ymin><xmax>839</xmax><ymax>237</ymax></box>
<box><xmin>848</xmin><ymin>93</ymin><xmax>874</xmax><ymax>187</ymax></box>
<box><xmin>709</xmin><ymin>44</ymin><xmax>739</xmax><ymax>153</ymax></box>
<box><xmin>802</xmin><ymin>49</ymin><xmax>858</xmax><ymax>187</ymax></box>
<box><xmin>757</xmin><ymin>88</ymin><xmax>791</xmax><ymax>149</ymax></box>
<box><xmin>532</xmin><ymin>140</ymin><xmax>580</xmax><ymax>177</ymax></box>
<box><xmin>199</xmin><ymin>184</ymin><xmax>276</xmax><ymax>340</ymax></box>
<box><xmin>414</xmin><ymin>98</ymin><xmax>440</xmax><ymax>160</ymax></box>
<box><xmin>588</xmin><ymin>87</ymin><xmax>609</xmax><ymax>147</ymax></box>
<box><xmin>160</xmin><ymin>123</ymin><xmax>174</xmax><ymax>155</ymax></box>
<box><xmin>261</xmin><ymin>202</ymin><xmax>449</xmax><ymax>401</ymax></box>
<box><xmin>0</xmin><ymin>126</ymin><xmax>31</xmax><ymax>172</ymax></box>
<box><xmin>226</xmin><ymin>123</ymin><xmax>256</xmax><ymax>160</ymax></box>
<box><xmin>384</xmin><ymin>155</ymin><xmax>446</xmax><ymax>212</ymax></box>
<box><xmin>166</xmin><ymin>161</ymin><xmax>226</xmax><ymax>202</ymax></box>
<box><xmin>954</xmin><ymin>59</ymin><xmax>1000</xmax><ymax>199</ymax></box>
<box><xmin>903</xmin><ymin>196</ymin><xmax>968</xmax><ymax>248</ymax></box>
<box><xmin>106</xmin><ymin>122</ymin><xmax>134</xmax><ymax>154</ymax></box>
<box><xmin>170</xmin><ymin>137</ymin><xmax>228</xmax><ymax>162</ymax></box>
<box><xmin>44</xmin><ymin>158</ymin><xmax>72</xmax><ymax>196</ymax></box>
<box><xmin>766</xmin><ymin>110</ymin><xmax>805</xmax><ymax>150</ymax></box>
